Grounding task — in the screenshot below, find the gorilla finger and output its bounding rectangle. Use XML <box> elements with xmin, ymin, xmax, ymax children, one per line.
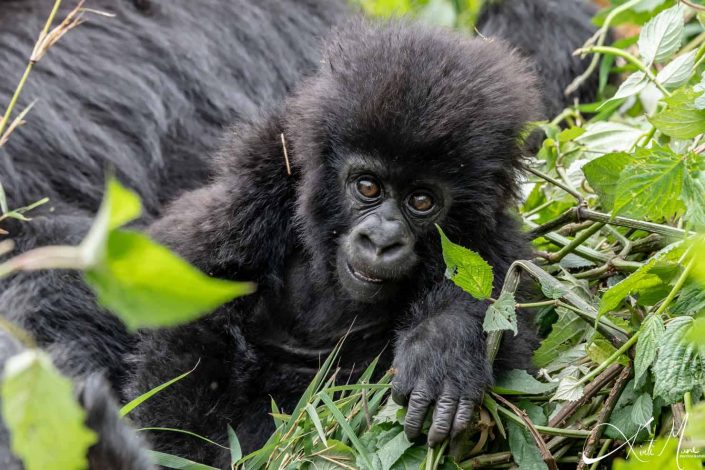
<box><xmin>427</xmin><ymin>391</ymin><xmax>458</xmax><ymax>447</ymax></box>
<box><xmin>451</xmin><ymin>397</ymin><xmax>475</xmax><ymax>438</ymax></box>
<box><xmin>404</xmin><ymin>389</ymin><xmax>432</xmax><ymax>440</ymax></box>
<box><xmin>391</xmin><ymin>382</ymin><xmax>409</xmax><ymax>406</ymax></box>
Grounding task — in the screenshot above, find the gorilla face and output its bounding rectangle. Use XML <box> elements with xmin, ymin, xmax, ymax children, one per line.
<box><xmin>288</xmin><ymin>20</ymin><xmax>541</xmax><ymax>302</ymax></box>
<box><xmin>334</xmin><ymin>157</ymin><xmax>450</xmax><ymax>302</ymax></box>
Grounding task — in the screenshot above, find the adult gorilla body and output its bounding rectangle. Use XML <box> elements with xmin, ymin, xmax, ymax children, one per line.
<box><xmin>0</xmin><ymin>0</ymin><xmax>599</xmax><ymax>467</ymax></box>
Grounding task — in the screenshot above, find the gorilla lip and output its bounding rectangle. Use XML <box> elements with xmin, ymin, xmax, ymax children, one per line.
<box><xmin>347</xmin><ymin>262</ymin><xmax>384</xmax><ymax>284</ymax></box>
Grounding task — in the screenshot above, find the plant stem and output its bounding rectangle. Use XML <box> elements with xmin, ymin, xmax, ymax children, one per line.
<box><xmin>548</xmin><ymin>222</ymin><xmax>605</xmax><ymax>263</ymax></box>
<box><xmin>578</xmin><ymin>333</ymin><xmax>639</xmax><ymax>386</ymax></box>
<box><xmin>0</xmin><ymin>0</ymin><xmax>63</xmax><ymax>138</ymax></box>
<box><xmin>577</xmin><ymin>366</ymin><xmax>632</xmax><ymax>470</ymax></box>
<box><xmin>578</xmin><ymin>46</ymin><xmax>671</xmax><ymax>96</ymax></box>
<box><xmin>654</xmin><ymin>256</ymin><xmax>695</xmax><ymax>317</ymax></box>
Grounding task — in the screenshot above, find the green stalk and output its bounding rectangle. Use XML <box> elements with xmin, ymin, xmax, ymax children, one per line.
<box><xmin>0</xmin><ymin>0</ymin><xmax>63</xmax><ymax>138</ymax></box>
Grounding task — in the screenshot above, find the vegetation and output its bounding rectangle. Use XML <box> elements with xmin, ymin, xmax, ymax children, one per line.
<box><xmin>2</xmin><ymin>0</ymin><xmax>705</xmax><ymax>469</ymax></box>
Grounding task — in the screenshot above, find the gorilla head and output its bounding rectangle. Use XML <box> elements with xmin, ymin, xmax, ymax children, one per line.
<box><xmin>287</xmin><ymin>20</ymin><xmax>542</xmax><ymax>302</ymax></box>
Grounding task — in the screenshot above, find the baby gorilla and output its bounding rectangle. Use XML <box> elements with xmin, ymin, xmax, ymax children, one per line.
<box><xmin>126</xmin><ymin>19</ymin><xmax>541</xmax><ymax>464</ymax></box>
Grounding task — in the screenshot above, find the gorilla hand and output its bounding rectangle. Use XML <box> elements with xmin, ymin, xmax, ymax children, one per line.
<box><xmin>391</xmin><ymin>309</ymin><xmax>491</xmax><ymax>446</ymax></box>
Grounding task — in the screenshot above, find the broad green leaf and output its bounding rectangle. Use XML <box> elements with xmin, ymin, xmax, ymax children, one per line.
<box><xmin>583</xmin><ymin>152</ymin><xmax>632</xmax><ymax>210</ymax></box>
<box><xmin>533</xmin><ymin>308</ymin><xmax>584</xmax><ymax>368</ymax></box>
<box><xmin>630</xmin><ymin>393</ymin><xmax>653</xmax><ymax>427</ymax></box>
<box><xmin>552</xmin><ymin>375</ymin><xmax>584</xmax><ymax>402</ymax></box>
<box><xmin>2</xmin><ymin>351</ymin><xmax>97</xmax><ymax>470</ymax></box>
<box><xmin>81</xmin><ymin>178</ymin><xmax>142</xmax><ymax>267</ymax></box>
<box><xmin>539</xmin><ymin>280</ymin><xmax>567</xmax><ymax>300</ymax></box>
<box><xmin>683</xmin><ymin>171</ymin><xmax>705</xmax><ymax>230</ymax></box>
<box><xmin>653</xmin><ymin>316</ymin><xmax>703</xmax><ymax>404</ymax></box>
<box><xmin>601</xmin><ymin>72</ymin><xmax>648</xmax><ymax>106</ymax></box>
<box><xmin>650</xmin><ymin>89</ymin><xmax>705</xmax><ymax>139</ymax></box>
<box><xmin>587</xmin><ymin>338</ymin><xmax>629</xmax><ymax>367</ymax></box>
<box><xmin>437</xmin><ymin>225</ymin><xmax>493</xmax><ymax>300</ymax></box>
<box><xmin>377</xmin><ymin>430</ymin><xmax>413</xmax><ymax>470</ymax></box>
<box><xmin>389</xmin><ymin>446</ymin><xmax>426</xmax><ymax>470</ymax></box>
<box><xmin>604</xmin><ymin>379</ymin><xmax>652</xmax><ymax>442</ymax></box>
<box><xmin>638</xmin><ymin>5</ymin><xmax>683</xmax><ymax>66</ymax></box>
<box><xmin>576</xmin><ymin>122</ymin><xmax>643</xmax><ymax>154</ymax></box>
<box><xmin>612</xmin><ymin>146</ymin><xmax>686</xmax><ymax>220</ymax></box>
<box><xmin>599</xmin><ymin>259</ymin><xmax>662</xmax><ymax>315</ymax></box>
<box><xmin>634</xmin><ymin>315</ymin><xmax>665</xmax><ymax>387</ymax></box>
<box><xmin>507</xmin><ymin>422</ymin><xmax>548</xmax><ymax>470</ymax></box>
<box><xmin>493</xmin><ymin>369</ymin><xmax>557</xmax><ymax>395</ymax></box>
<box><xmin>656</xmin><ymin>50</ymin><xmax>696</xmax><ymax>89</ymax></box>
<box><xmin>85</xmin><ymin>230</ymin><xmax>254</xmax><ymax>329</ymax></box>
<box><xmin>483</xmin><ymin>291</ymin><xmax>517</xmax><ymax>335</ymax></box>
<box><xmin>557</xmin><ymin>126</ymin><xmax>585</xmax><ymax>142</ymax></box>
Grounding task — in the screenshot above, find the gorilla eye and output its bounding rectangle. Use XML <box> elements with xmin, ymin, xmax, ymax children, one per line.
<box><xmin>355</xmin><ymin>177</ymin><xmax>381</xmax><ymax>200</ymax></box>
<box><xmin>408</xmin><ymin>192</ymin><xmax>434</xmax><ymax>214</ymax></box>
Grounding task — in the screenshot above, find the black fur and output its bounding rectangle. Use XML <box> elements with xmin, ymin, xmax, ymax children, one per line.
<box><xmin>0</xmin><ymin>0</ymin><xmax>600</xmax><ymax>467</ymax></box>
<box><xmin>0</xmin><ymin>331</ymin><xmax>154</xmax><ymax>469</ymax></box>
<box><xmin>477</xmin><ymin>0</ymin><xmax>600</xmax><ymax>117</ymax></box>
<box><xmin>125</xmin><ymin>19</ymin><xmax>544</xmax><ymax>464</ymax></box>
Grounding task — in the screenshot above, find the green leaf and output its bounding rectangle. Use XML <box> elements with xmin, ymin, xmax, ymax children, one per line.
<box><xmin>389</xmin><ymin>446</ymin><xmax>426</xmax><ymax>470</ymax></box>
<box><xmin>84</xmin><ymin>230</ymin><xmax>254</xmax><ymax>329</ymax></box>
<box><xmin>604</xmin><ymin>379</ymin><xmax>652</xmax><ymax>442</ymax></box>
<box><xmin>583</xmin><ymin>152</ymin><xmax>633</xmax><ymax>210</ymax></box>
<box><xmin>148</xmin><ymin>451</ymin><xmax>219</xmax><ymax>470</ymax></box>
<box><xmin>599</xmin><ymin>259</ymin><xmax>662</xmax><ymax>315</ymax></box>
<box><xmin>638</xmin><ymin>5</ymin><xmax>683</xmax><ymax>66</ymax></box>
<box><xmin>557</xmin><ymin>126</ymin><xmax>586</xmax><ymax>142</ymax></box>
<box><xmin>683</xmin><ymin>170</ymin><xmax>705</xmax><ymax>230</ymax></box>
<box><xmin>576</xmin><ymin>122</ymin><xmax>643</xmax><ymax>154</ymax></box>
<box><xmin>483</xmin><ymin>291</ymin><xmax>517</xmax><ymax>335</ymax></box>
<box><xmin>650</xmin><ymin>89</ymin><xmax>705</xmax><ymax>139</ymax></box>
<box><xmin>320</xmin><ymin>392</ymin><xmax>374</xmax><ymax>469</ymax></box>
<box><xmin>507</xmin><ymin>422</ymin><xmax>548</xmax><ymax>470</ymax></box>
<box><xmin>437</xmin><ymin>225</ymin><xmax>493</xmax><ymax>300</ymax></box>
<box><xmin>653</xmin><ymin>316</ymin><xmax>703</xmax><ymax>405</ymax></box>
<box><xmin>227</xmin><ymin>425</ymin><xmax>242</xmax><ymax>465</ymax></box>
<box><xmin>630</xmin><ymin>393</ymin><xmax>653</xmax><ymax>427</ymax></box>
<box><xmin>493</xmin><ymin>369</ymin><xmax>557</xmax><ymax>395</ymax></box>
<box><xmin>612</xmin><ymin>146</ymin><xmax>686</xmax><ymax>220</ymax></box>
<box><xmin>656</xmin><ymin>50</ymin><xmax>696</xmax><ymax>89</ymax></box>
<box><xmin>634</xmin><ymin>315</ymin><xmax>665</xmax><ymax>387</ymax></box>
<box><xmin>533</xmin><ymin>308</ymin><xmax>585</xmax><ymax>368</ymax></box>
<box><xmin>1</xmin><ymin>350</ymin><xmax>97</xmax><ymax>470</ymax></box>
<box><xmin>602</xmin><ymin>71</ymin><xmax>649</xmax><ymax>106</ymax></box>
<box><xmin>120</xmin><ymin>362</ymin><xmax>197</xmax><ymax>417</ymax></box>
<box><xmin>377</xmin><ymin>430</ymin><xmax>413</xmax><ymax>470</ymax></box>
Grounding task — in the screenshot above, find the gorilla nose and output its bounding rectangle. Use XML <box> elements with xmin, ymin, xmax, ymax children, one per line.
<box><xmin>355</xmin><ymin>220</ymin><xmax>412</xmax><ymax>265</ymax></box>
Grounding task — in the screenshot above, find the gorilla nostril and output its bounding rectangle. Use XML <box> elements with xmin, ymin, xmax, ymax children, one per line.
<box><xmin>358</xmin><ymin>233</ymin><xmax>376</xmax><ymax>254</ymax></box>
<box><xmin>377</xmin><ymin>242</ymin><xmax>405</xmax><ymax>258</ymax></box>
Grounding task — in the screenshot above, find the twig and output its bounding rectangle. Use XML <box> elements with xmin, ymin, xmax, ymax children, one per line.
<box><xmin>577</xmin><ymin>365</ymin><xmax>632</xmax><ymax>470</ymax></box>
<box><xmin>527</xmin><ymin>167</ymin><xmax>583</xmax><ymax>203</ymax></box>
<box><xmin>548</xmin><ymin>364</ymin><xmax>622</xmax><ymax>429</ymax></box>
<box><xmin>565</xmin><ymin>0</ymin><xmax>643</xmax><ymax>96</ymax></box>
<box><xmin>547</xmin><ymin>222</ymin><xmax>605</xmax><ymax>263</ymax></box>
<box><xmin>492</xmin><ymin>393</ymin><xmax>558</xmax><ymax>470</ymax></box>
<box><xmin>280</xmin><ymin>133</ymin><xmax>292</xmax><ymax>176</ymax></box>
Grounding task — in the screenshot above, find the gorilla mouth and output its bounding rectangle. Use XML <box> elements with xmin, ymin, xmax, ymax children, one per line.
<box><xmin>347</xmin><ymin>263</ymin><xmax>384</xmax><ymax>284</ymax></box>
